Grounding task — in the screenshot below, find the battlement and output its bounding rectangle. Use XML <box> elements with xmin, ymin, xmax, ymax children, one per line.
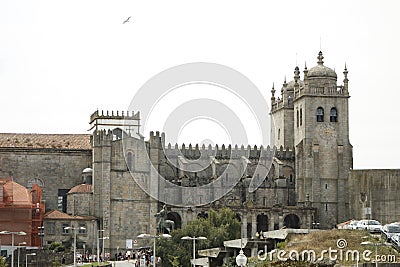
<box><xmin>164</xmin><ymin>143</ymin><xmax>295</xmax><ymax>160</ymax></box>
<box><xmin>89</xmin><ymin>110</ymin><xmax>140</xmax><ymax>124</ymax></box>
<box><xmin>89</xmin><ymin>110</ymin><xmax>141</xmax><ymax>136</ymax></box>
<box><xmin>294</xmin><ymin>85</ymin><xmax>348</xmax><ymax>100</ymax></box>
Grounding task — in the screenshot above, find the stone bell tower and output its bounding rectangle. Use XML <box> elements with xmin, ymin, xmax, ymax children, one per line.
<box><xmin>293</xmin><ymin>52</ymin><xmax>352</xmax><ymax>228</ymax></box>
<box><xmin>271</xmin><ymin>51</ymin><xmax>353</xmax><ymax>228</ymax></box>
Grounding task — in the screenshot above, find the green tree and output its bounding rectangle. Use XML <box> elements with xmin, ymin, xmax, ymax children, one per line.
<box><xmin>47</xmin><ymin>242</ymin><xmax>65</xmax><ymax>252</ymax></box>
<box><xmin>0</xmin><ymin>256</ymin><xmax>7</xmax><ymax>267</ymax></box>
<box><xmin>156</xmin><ymin>207</ymin><xmax>240</xmax><ymax>267</ymax></box>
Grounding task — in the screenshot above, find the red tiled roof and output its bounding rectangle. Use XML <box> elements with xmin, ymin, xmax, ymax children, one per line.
<box><xmin>43</xmin><ymin>210</ymin><xmax>95</xmax><ymax>220</ymax></box>
<box><xmin>0</xmin><ymin>133</ymin><xmax>91</xmax><ymax>150</ymax></box>
<box><xmin>1</xmin><ymin>179</ymin><xmax>32</xmax><ymax>206</ymax></box>
<box><xmin>44</xmin><ymin>210</ymin><xmax>76</xmax><ymax>220</ymax></box>
<box><xmin>68</xmin><ymin>184</ymin><xmax>92</xmax><ymax>194</ymax></box>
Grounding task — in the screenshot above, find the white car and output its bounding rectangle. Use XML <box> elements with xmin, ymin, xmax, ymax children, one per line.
<box><xmin>356</xmin><ymin>219</ymin><xmax>382</xmax><ymax>233</ymax></box>
<box><xmin>344</xmin><ymin>220</ymin><xmax>359</xmax><ymax>230</ymax></box>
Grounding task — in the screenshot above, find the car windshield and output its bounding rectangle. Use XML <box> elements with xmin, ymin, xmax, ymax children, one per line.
<box><xmin>368</xmin><ymin>221</ymin><xmax>380</xmax><ymax>225</ymax></box>
<box><xmin>388</xmin><ymin>226</ymin><xmax>400</xmax><ymax>233</ymax></box>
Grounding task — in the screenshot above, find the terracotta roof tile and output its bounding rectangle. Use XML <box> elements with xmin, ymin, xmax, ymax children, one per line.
<box><xmin>68</xmin><ymin>184</ymin><xmax>92</xmax><ymax>194</ymax></box>
<box><xmin>1</xmin><ymin>179</ymin><xmax>32</xmax><ymax>206</ymax></box>
<box><xmin>43</xmin><ymin>210</ymin><xmax>94</xmax><ymax>220</ymax></box>
<box><xmin>44</xmin><ymin>210</ymin><xmax>76</xmax><ymax>220</ymax></box>
<box><xmin>0</xmin><ymin>133</ymin><xmax>91</xmax><ymax>150</ymax></box>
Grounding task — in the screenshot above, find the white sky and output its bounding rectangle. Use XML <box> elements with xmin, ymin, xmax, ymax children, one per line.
<box><xmin>1</xmin><ymin>0</ymin><xmax>399</xmax><ymax>169</ymax></box>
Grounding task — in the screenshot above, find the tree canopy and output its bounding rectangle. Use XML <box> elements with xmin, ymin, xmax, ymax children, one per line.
<box><xmin>156</xmin><ymin>207</ymin><xmax>241</xmax><ymax>267</ymax></box>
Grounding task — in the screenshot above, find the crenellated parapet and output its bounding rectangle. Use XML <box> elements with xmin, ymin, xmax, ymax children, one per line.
<box><xmin>90</xmin><ymin>110</ymin><xmax>140</xmax><ymax>123</ymax></box>
<box><xmin>89</xmin><ymin>110</ymin><xmax>141</xmax><ymax>138</ymax></box>
<box><xmin>163</xmin><ymin>143</ymin><xmax>295</xmax><ymax>160</ymax></box>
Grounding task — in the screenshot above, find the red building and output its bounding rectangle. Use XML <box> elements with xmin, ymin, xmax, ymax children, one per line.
<box><xmin>0</xmin><ymin>178</ymin><xmax>45</xmax><ymax>247</ymax></box>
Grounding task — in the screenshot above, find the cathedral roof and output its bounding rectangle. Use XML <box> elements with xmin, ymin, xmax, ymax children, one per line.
<box><xmin>307</xmin><ymin>51</ymin><xmax>337</xmax><ymax>79</ymax></box>
<box><xmin>0</xmin><ymin>133</ymin><xmax>91</xmax><ymax>150</ymax></box>
<box><xmin>286</xmin><ymin>79</ymin><xmax>305</xmax><ymax>89</ymax></box>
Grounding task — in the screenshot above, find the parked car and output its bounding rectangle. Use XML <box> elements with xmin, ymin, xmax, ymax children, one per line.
<box><xmin>344</xmin><ymin>220</ymin><xmax>359</xmax><ymax>230</ymax></box>
<box><xmin>391</xmin><ymin>233</ymin><xmax>400</xmax><ymax>251</ymax></box>
<box><xmin>381</xmin><ymin>224</ymin><xmax>400</xmax><ymax>241</ymax></box>
<box><xmin>356</xmin><ymin>220</ymin><xmax>382</xmax><ymax>233</ymax></box>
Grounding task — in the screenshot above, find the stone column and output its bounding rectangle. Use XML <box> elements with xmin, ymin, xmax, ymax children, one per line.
<box><xmin>269</xmin><ymin>212</ymin><xmax>275</xmax><ymax>231</ymax></box>
<box><xmin>251</xmin><ymin>213</ymin><xmax>257</xmax><ymax>237</ymax></box>
<box><xmin>241</xmin><ymin>213</ymin><xmax>247</xmax><ymax>238</ymax></box>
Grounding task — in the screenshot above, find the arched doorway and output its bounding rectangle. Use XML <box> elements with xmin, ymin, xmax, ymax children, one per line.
<box><xmin>167</xmin><ymin>212</ymin><xmax>182</xmax><ymax>229</ymax></box>
<box><xmin>284</xmin><ymin>214</ymin><xmax>300</xmax><ymax>229</ymax></box>
<box><xmin>257</xmin><ymin>214</ymin><xmax>268</xmax><ymax>232</ymax></box>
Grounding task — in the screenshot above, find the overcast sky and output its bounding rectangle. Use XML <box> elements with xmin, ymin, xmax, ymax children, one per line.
<box><xmin>1</xmin><ymin>0</ymin><xmax>399</xmax><ymax>169</ymax></box>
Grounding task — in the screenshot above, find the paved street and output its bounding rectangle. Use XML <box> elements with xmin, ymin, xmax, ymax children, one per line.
<box><xmin>114</xmin><ymin>260</ymin><xmax>136</xmax><ymax>267</ymax></box>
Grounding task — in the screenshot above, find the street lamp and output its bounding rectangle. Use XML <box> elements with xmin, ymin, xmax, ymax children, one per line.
<box><xmin>25</xmin><ymin>253</ymin><xmax>35</xmax><ymax>267</ymax></box>
<box><xmin>236</xmin><ymin>249</ymin><xmax>247</xmax><ymax>267</ymax></box>
<box><xmin>64</xmin><ymin>226</ymin><xmax>85</xmax><ymax>267</ymax></box>
<box><xmin>361</xmin><ymin>241</ymin><xmax>391</xmax><ymax>267</ymax></box>
<box><xmin>236</xmin><ymin>217</ymin><xmax>247</xmax><ymax>267</ymax></box>
<box><xmin>0</xmin><ymin>231</ymin><xmax>27</xmax><ymax>267</ymax></box>
<box><xmin>17</xmin><ymin>242</ymin><xmax>27</xmax><ymax>267</ymax></box>
<box><xmin>137</xmin><ymin>233</ymin><xmax>171</xmax><ymax>267</ymax></box>
<box><xmin>97</xmin><ymin>229</ymin><xmax>103</xmax><ymax>265</ymax></box>
<box><xmin>181</xmin><ymin>236</ymin><xmax>207</xmax><ymax>267</ymax></box>
<box><xmin>99</xmin><ymin>236</ymin><xmax>109</xmax><ymax>262</ymax></box>
<box><xmin>38</xmin><ymin>226</ymin><xmax>44</xmax><ymax>248</ymax></box>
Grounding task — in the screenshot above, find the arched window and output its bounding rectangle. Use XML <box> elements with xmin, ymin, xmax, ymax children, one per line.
<box><xmin>330</xmin><ymin>107</ymin><xmax>338</xmax><ymax>122</ymax></box>
<box><xmin>27</xmin><ymin>178</ymin><xmax>44</xmax><ymax>189</ymax></box>
<box><xmin>296</xmin><ymin>110</ymin><xmax>299</xmax><ymax>128</ymax></box>
<box><xmin>278</xmin><ymin>129</ymin><xmax>281</xmax><ymax>140</ymax></box>
<box><xmin>300</xmin><ymin>108</ymin><xmax>303</xmax><ymax>126</ymax></box>
<box><xmin>316</xmin><ymin>107</ymin><xmax>324</xmax><ymax>122</ymax></box>
<box><xmin>127</xmin><ymin>151</ymin><xmax>134</xmax><ymax>171</ymax></box>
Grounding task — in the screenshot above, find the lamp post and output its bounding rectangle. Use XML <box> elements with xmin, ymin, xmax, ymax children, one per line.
<box><xmin>361</xmin><ymin>241</ymin><xmax>391</xmax><ymax>267</ymax></box>
<box><xmin>181</xmin><ymin>236</ymin><xmax>207</xmax><ymax>267</ymax></box>
<box><xmin>137</xmin><ymin>233</ymin><xmax>171</xmax><ymax>267</ymax></box>
<box><xmin>64</xmin><ymin>226</ymin><xmax>85</xmax><ymax>267</ymax></box>
<box><xmin>25</xmin><ymin>253</ymin><xmax>35</xmax><ymax>267</ymax></box>
<box><xmin>0</xmin><ymin>231</ymin><xmax>27</xmax><ymax>267</ymax></box>
<box><xmin>97</xmin><ymin>229</ymin><xmax>105</xmax><ymax>265</ymax></box>
<box><xmin>38</xmin><ymin>226</ymin><xmax>44</xmax><ymax>248</ymax></box>
<box><xmin>99</xmin><ymin>236</ymin><xmax>109</xmax><ymax>262</ymax></box>
<box><xmin>235</xmin><ymin>217</ymin><xmax>247</xmax><ymax>267</ymax></box>
<box><xmin>17</xmin><ymin>242</ymin><xmax>27</xmax><ymax>267</ymax></box>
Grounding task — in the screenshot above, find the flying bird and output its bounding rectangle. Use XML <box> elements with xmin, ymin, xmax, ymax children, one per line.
<box><xmin>123</xmin><ymin>16</ymin><xmax>131</xmax><ymax>24</ymax></box>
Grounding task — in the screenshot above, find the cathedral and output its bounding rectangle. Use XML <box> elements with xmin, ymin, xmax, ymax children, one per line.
<box><xmin>1</xmin><ymin>51</ymin><xmax>399</xmax><ymax>257</ymax></box>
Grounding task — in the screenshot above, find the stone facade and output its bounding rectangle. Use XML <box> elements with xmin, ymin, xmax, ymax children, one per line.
<box><xmin>42</xmin><ymin>211</ymin><xmax>97</xmax><ymax>253</ymax></box>
<box><xmin>271</xmin><ymin>52</ymin><xmax>353</xmax><ymax>228</ymax></box>
<box><xmin>0</xmin><ymin>144</ymin><xmax>92</xmax><ymax>211</ymax></box>
<box><xmin>349</xmin><ymin>169</ymin><xmax>400</xmax><ymax>224</ymax></box>
<box><xmin>1</xmin><ymin>51</ymin><xmax>398</xmax><ymax>256</ymax></box>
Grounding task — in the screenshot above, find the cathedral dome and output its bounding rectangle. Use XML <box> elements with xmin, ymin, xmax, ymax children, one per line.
<box><xmin>286</xmin><ymin>79</ymin><xmax>304</xmax><ymax>89</ymax></box>
<box><xmin>307</xmin><ymin>51</ymin><xmax>337</xmax><ymax>79</ymax></box>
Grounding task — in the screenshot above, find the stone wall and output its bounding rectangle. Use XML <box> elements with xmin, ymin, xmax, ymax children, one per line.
<box><xmin>349</xmin><ymin>169</ymin><xmax>400</xmax><ymax>224</ymax></box>
<box><xmin>0</xmin><ymin>148</ymin><xmax>92</xmax><ymax>210</ymax></box>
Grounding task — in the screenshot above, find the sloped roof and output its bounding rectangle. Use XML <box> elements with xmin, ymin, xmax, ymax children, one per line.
<box><xmin>68</xmin><ymin>184</ymin><xmax>92</xmax><ymax>194</ymax></box>
<box><xmin>44</xmin><ymin>210</ymin><xmax>76</xmax><ymax>220</ymax></box>
<box><xmin>0</xmin><ymin>133</ymin><xmax>91</xmax><ymax>150</ymax></box>
<box><xmin>43</xmin><ymin>210</ymin><xmax>96</xmax><ymax>221</ymax></box>
<box><xmin>1</xmin><ymin>179</ymin><xmax>32</xmax><ymax>206</ymax></box>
